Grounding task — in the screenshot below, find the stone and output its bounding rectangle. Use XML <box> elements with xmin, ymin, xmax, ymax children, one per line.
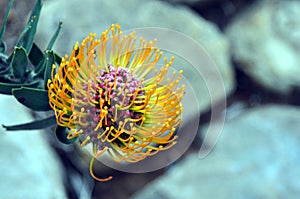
<box><xmin>36</xmin><ymin>0</ymin><xmax>235</xmax><ymax>114</ymax></box>
<box><xmin>0</xmin><ymin>95</ymin><xmax>67</xmax><ymax>199</ymax></box>
<box><xmin>131</xmin><ymin>105</ymin><xmax>300</xmax><ymax>199</ymax></box>
<box><xmin>226</xmin><ymin>0</ymin><xmax>300</xmax><ymax>94</ymax></box>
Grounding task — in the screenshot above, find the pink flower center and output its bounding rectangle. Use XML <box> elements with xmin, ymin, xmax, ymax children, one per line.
<box><xmin>75</xmin><ymin>64</ymin><xmax>145</xmax><ymax>148</ymax></box>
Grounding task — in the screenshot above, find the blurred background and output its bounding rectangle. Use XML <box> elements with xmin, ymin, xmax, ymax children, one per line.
<box><xmin>1</xmin><ymin>0</ymin><xmax>300</xmax><ymax>198</ymax></box>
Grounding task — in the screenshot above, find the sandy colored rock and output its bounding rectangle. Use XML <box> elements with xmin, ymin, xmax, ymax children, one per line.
<box><xmin>0</xmin><ymin>95</ymin><xmax>67</xmax><ymax>199</ymax></box>
<box><xmin>226</xmin><ymin>0</ymin><xmax>300</xmax><ymax>94</ymax></box>
<box><xmin>132</xmin><ymin>105</ymin><xmax>300</xmax><ymax>199</ymax></box>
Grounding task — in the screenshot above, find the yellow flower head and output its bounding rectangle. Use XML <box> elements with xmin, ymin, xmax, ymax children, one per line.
<box><xmin>48</xmin><ymin>24</ymin><xmax>185</xmax><ymax>181</ymax></box>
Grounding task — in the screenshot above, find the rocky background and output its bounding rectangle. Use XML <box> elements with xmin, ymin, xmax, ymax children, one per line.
<box><xmin>0</xmin><ymin>0</ymin><xmax>300</xmax><ymax>198</ymax></box>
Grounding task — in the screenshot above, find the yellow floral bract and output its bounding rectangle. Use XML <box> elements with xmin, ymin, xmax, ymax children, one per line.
<box><xmin>48</xmin><ymin>24</ymin><xmax>185</xmax><ymax>180</ymax></box>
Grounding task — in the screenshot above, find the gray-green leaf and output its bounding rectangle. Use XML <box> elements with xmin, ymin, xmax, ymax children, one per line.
<box><xmin>44</xmin><ymin>50</ymin><xmax>55</xmax><ymax>89</ymax></box>
<box><xmin>10</xmin><ymin>47</ymin><xmax>28</xmax><ymax>81</ymax></box>
<box><xmin>12</xmin><ymin>87</ymin><xmax>51</xmax><ymax>111</ymax></box>
<box><xmin>56</xmin><ymin>125</ymin><xmax>78</xmax><ymax>144</ymax></box>
<box><xmin>0</xmin><ymin>80</ymin><xmax>40</xmax><ymax>95</ymax></box>
<box><xmin>2</xmin><ymin>115</ymin><xmax>56</xmax><ymax>131</ymax></box>
<box><xmin>0</xmin><ymin>0</ymin><xmax>14</xmax><ymax>53</ymax></box>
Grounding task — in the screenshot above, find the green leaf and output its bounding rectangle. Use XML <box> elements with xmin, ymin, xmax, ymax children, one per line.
<box><xmin>0</xmin><ymin>51</ymin><xmax>8</xmax><ymax>62</ymax></box>
<box><xmin>0</xmin><ymin>53</ymin><xmax>9</xmax><ymax>73</ymax></box>
<box><xmin>46</xmin><ymin>21</ymin><xmax>62</xmax><ymax>50</ymax></box>
<box><xmin>34</xmin><ymin>55</ymin><xmax>46</xmax><ymax>76</ymax></box>
<box><xmin>0</xmin><ymin>0</ymin><xmax>14</xmax><ymax>41</ymax></box>
<box><xmin>6</xmin><ymin>52</ymin><xmax>13</xmax><ymax>64</ymax></box>
<box><xmin>0</xmin><ymin>0</ymin><xmax>14</xmax><ymax>53</ymax></box>
<box><xmin>16</xmin><ymin>0</ymin><xmax>42</xmax><ymax>53</ymax></box>
<box><xmin>12</xmin><ymin>87</ymin><xmax>51</xmax><ymax>111</ymax></box>
<box><xmin>0</xmin><ymin>80</ymin><xmax>40</xmax><ymax>95</ymax></box>
<box><xmin>24</xmin><ymin>0</ymin><xmax>42</xmax><ymax>51</ymax></box>
<box><xmin>54</xmin><ymin>53</ymin><xmax>62</xmax><ymax>65</ymax></box>
<box><xmin>56</xmin><ymin>125</ymin><xmax>78</xmax><ymax>144</ymax></box>
<box><xmin>34</xmin><ymin>50</ymin><xmax>56</xmax><ymax>83</ymax></box>
<box><xmin>6</xmin><ymin>23</ymin><xmax>34</xmax><ymax>63</ymax></box>
<box><xmin>2</xmin><ymin>115</ymin><xmax>56</xmax><ymax>131</ymax></box>
<box><xmin>28</xmin><ymin>43</ymin><xmax>44</xmax><ymax>67</ymax></box>
<box><xmin>44</xmin><ymin>50</ymin><xmax>55</xmax><ymax>89</ymax></box>
<box><xmin>6</xmin><ymin>18</ymin><xmax>35</xmax><ymax>63</ymax></box>
<box><xmin>10</xmin><ymin>47</ymin><xmax>28</xmax><ymax>80</ymax></box>
<box><xmin>0</xmin><ymin>65</ymin><xmax>10</xmax><ymax>75</ymax></box>
<box><xmin>11</xmin><ymin>18</ymin><xmax>34</xmax><ymax>55</ymax></box>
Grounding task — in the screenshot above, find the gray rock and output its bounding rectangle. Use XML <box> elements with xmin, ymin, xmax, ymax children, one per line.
<box><xmin>0</xmin><ymin>95</ymin><xmax>67</xmax><ymax>199</ymax></box>
<box><xmin>226</xmin><ymin>0</ymin><xmax>300</xmax><ymax>94</ymax></box>
<box><xmin>131</xmin><ymin>105</ymin><xmax>300</xmax><ymax>199</ymax></box>
<box><xmin>36</xmin><ymin>0</ymin><xmax>234</xmax><ymax>113</ymax></box>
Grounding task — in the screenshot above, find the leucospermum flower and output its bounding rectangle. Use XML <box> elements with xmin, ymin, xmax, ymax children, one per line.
<box><xmin>48</xmin><ymin>24</ymin><xmax>185</xmax><ymax>181</ymax></box>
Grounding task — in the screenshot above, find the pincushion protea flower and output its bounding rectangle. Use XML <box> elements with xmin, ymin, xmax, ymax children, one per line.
<box><xmin>47</xmin><ymin>24</ymin><xmax>185</xmax><ymax>181</ymax></box>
